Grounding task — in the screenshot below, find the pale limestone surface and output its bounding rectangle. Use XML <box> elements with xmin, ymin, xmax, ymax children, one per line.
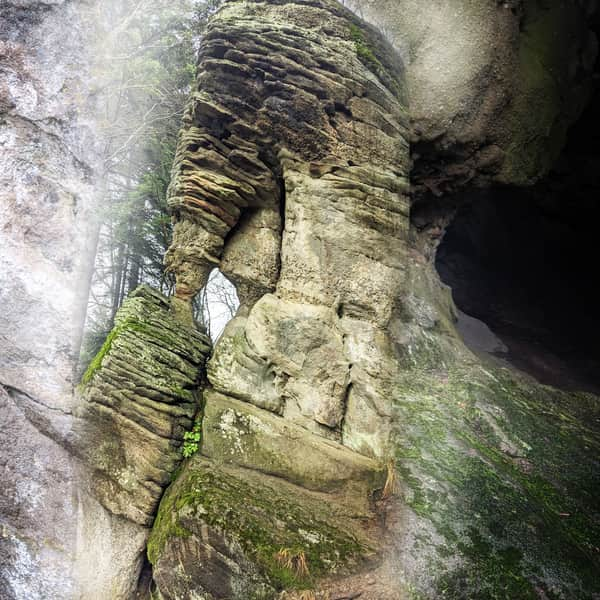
<box><xmin>346</xmin><ymin>0</ymin><xmax>597</xmax><ymax>189</ymax></box>
<box><xmin>0</xmin><ymin>4</ymin><xmax>195</xmax><ymax>599</ymax></box>
<box><xmin>0</xmin><ymin>2</ymin><xmax>100</xmax><ymax>597</ymax></box>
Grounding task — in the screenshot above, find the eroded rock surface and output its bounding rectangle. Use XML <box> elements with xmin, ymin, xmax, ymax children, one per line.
<box><xmin>166</xmin><ymin>0</ymin><xmax>410</xmax><ymax>457</ymax></box>
<box><xmin>0</xmin><ymin>2</ymin><xmax>100</xmax><ymax>597</ymax></box>
<box><xmin>71</xmin><ymin>286</ymin><xmax>211</xmax><ymax>597</ymax></box>
<box><xmin>152</xmin><ymin>0</ymin><xmax>409</xmax><ymax>597</ymax></box>
<box><xmin>2</xmin><ymin>0</ymin><xmax>599</xmax><ymax>599</ymax></box>
<box><xmin>150</xmin><ymin>1</ymin><xmax>600</xmax><ymax>599</ymax></box>
<box><xmin>77</xmin><ymin>286</ymin><xmax>211</xmax><ymax>526</ymax></box>
<box><xmin>149</xmin><ymin>418</ymin><xmax>384</xmax><ymax>598</ymax></box>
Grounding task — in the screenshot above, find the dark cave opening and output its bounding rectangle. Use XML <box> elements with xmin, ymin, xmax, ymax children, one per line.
<box><xmin>434</xmin><ymin>89</ymin><xmax>600</xmax><ymax>394</ymax></box>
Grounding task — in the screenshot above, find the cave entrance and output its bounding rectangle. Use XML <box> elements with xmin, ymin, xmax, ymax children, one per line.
<box><xmin>435</xmin><ymin>187</ymin><xmax>600</xmax><ymax>393</ymax></box>
<box><xmin>431</xmin><ymin>51</ymin><xmax>600</xmax><ymax>394</ymax></box>
<box><xmin>432</xmin><ymin>72</ymin><xmax>600</xmax><ymax>394</ymax></box>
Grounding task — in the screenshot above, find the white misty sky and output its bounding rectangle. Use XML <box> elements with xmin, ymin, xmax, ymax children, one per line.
<box><xmin>202</xmin><ymin>269</ymin><xmax>239</xmax><ymax>341</ymax></box>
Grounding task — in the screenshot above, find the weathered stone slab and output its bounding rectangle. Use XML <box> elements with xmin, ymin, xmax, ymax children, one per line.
<box><xmin>202</xmin><ymin>390</ymin><xmax>385</xmax><ymax>513</ymax></box>
<box><xmin>149</xmin><ymin>457</ymin><xmax>379</xmax><ymax>600</ymax></box>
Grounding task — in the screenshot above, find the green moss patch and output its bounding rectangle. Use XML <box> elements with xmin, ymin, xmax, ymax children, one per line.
<box><xmin>392</xmin><ymin>360</ymin><xmax>600</xmax><ymax>599</ymax></box>
<box><xmin>81</xmin><ymin>325</ymin><xmax>122</xmax><ymax>385</ymax></box>
<box><xmin>350</xmin><ymin>24</ymin><xmax>383</xmax><ymax>74</ymax></box>
<box><xmin>148</xmin><ymin>458</ymin><xmax>370</xmax><ymax>591</ymax></box>
<box><xmin>348</xmin><ymin>22</ymin><xmax>405</xmax><ymax>101</ymax></box>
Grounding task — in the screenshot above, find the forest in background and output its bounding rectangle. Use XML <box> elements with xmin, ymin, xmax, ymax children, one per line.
<box><xmin>80</xmin><ymin>0</ymin><xmax>237</xmax><ymax>373</ymax></box>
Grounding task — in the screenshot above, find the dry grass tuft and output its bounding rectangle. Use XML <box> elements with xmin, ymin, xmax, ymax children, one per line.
<box><xmin>382</xmin><ymin>459</ymin><xmax>397</xmax><ymax>499</ymax></box>
<box><xmin>275</xmin><ymin>548</ymin><xmax>310</xmax><ymax>577</ymax></box>
<box><xmin>279</xmin><ymin>589</ymin><xmax>318</xmax><ymax>600</ymax></box>
<box><xmin>295</xmin><ymin>551</ymin><xmax>309</xmax><ymax>577</ymax></box>
<box><xmin>275</xmin><ymin>548</ymin><xmax>294</xmax><ymax>570</ymax></box>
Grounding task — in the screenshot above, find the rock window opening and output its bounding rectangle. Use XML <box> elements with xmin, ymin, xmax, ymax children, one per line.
<box><xmin>193</xmin><ymin>267</ymin><xmax>239</xmax><ymax>342</ymax></box>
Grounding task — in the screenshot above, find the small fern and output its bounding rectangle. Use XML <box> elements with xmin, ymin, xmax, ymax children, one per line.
<box><xmin>182</xmin><ymin>420</ymin><xmax>202</xmax><ymax>457</ymax></box>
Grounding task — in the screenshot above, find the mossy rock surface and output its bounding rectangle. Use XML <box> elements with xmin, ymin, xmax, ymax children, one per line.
<box><xmin>202</xmin><ymin>390</ymin><xmax>386</xmax><ymax>511</ymax></box>
<box><xmin>392</xmin><ymin>357</ymin><xmax>600</xmax><ymax>599</ymax></box>
<box><xmin>149</xmin><ymin>457</ymin><xmax>378</xmax><ymax>599</ymax></box>
<box><xmin>78</xmin><ymin>285</ymin><xmax>212</xmax><ymax>525</ymax></box>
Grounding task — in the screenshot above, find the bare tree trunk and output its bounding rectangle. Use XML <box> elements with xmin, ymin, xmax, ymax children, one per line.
<box><xmin>111</xmin><ymin>239</ymin><xmax>126</xmax><ymax>323</ymax></box>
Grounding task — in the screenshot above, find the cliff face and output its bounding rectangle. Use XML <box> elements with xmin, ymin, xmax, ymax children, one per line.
<box><xmin>0</xmin><ymin>1</ymin><xmax>100</xmax><ymax>597</ymax></box>
<box><xmin>1</xmin><ymin>1</ymin><xmax>599</xmax><ymax>599</ymax></box>
<box><xmin>147</xmin><ymin>1</ymin><xmax>600</xmax><ymax>599</ymax></box>
<box><xmin>1</xmin><ymin>3</ymin><xmax>212</xmax><ymax>598</ymax></box>
<box><xmin>347</xmin><ymin>0</ymin><xmax>598</xmax><ymax>193</ymax></box>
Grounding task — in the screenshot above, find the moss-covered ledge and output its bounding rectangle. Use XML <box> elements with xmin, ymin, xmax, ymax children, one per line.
<box><xmin>148</xmin><ymin>456</ymin><xmax>381</xmax><ymax>600</ymax></box>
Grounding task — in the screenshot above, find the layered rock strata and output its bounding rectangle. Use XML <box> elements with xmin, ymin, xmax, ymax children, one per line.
<box><xmin>0</xmin><ymin>2</ymin><xmax>100</xmax><ymax>597</ymax></box>
<box><xmin>150</xmin><ymin>1</ymin><xmax>600</xmax><ymax>599</ymax></box>
<box><xmin>77</xmin><ymin>286</ymin><xmax>211</xmax><ymax>526</ymax></box>
<box><xmin>69</xmin><ymin>286</ymin><xmax>211</xmax><ymax>599</ymax></box>
<box><xmin>152</xmin><ymin>0</ymin><xmax>409</xmax><ymax>597</ymax></box>
<box><xmin>2</xmin><ymin>0</ymin><xmax>599</xmax><ymax>598</ymax></box>
<box><xmin>165</xmin><ymin>0</ymin><xmax>410</xmax><ymax>457</ymax></box>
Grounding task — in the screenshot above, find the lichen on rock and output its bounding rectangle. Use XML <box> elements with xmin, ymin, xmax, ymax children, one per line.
<box><xmin>390</xmin><ymin>348</ymin><xmax>600</xmax><ymax>599</ymax></box>
<box><xmin>77</xmin><ymin>285</ymin><xmax>211</xmax><ymax>526</ymax></box>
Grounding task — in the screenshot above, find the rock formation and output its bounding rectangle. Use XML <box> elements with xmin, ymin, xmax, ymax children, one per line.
<box><xmin>72</xmin><ymin>286</ymin><xmax>211</xmax><ymax>599</ymax></box>
<box><xmin>347</xmin><ymin>0</ymin><xmax>598</xmax><ymax>193</ymax></box>
<box><xmin>1</xmin><ymin>0</ymin><xmax>599</xmax><ymax>599</ymax></box>
<box><xmin>151</xmin><ymin>0</ymin><xmax>409</xmax><ymax>596</ymax></box>
<box><xmin>1</xmin><ymin>3</ymin><xmax>211</xmax><ymax>598</ymax></box>
<box><xmin>0</xmin><ymin>1</ymin><xmax>100</xmax><ymax>597</ymax></box>
<box><xmin>148</xmin><ymin>1</ymin><xmax>600</xmax><ymax>598</ymax></box>
<box><xmin>78</xmin><ymin>286</ymin><xmax>211</xmax><ymax>527</ymax></box>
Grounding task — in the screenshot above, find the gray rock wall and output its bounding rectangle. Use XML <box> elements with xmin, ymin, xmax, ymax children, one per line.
<box><xmin>0</xmin><ymin>2</ymin><xmax>100</xmax><ymax>597</ymax></box>
<box><xmin>346</xmin><ymin>0</ymin><xmax>598</xmax><ymax>191</ymax></box>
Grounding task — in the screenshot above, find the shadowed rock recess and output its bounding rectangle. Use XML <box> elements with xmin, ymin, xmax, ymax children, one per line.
<box><xmin>63</xmin><ymin>0</ymin><xmax>599</xmax><ymax>599</ymax></box>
